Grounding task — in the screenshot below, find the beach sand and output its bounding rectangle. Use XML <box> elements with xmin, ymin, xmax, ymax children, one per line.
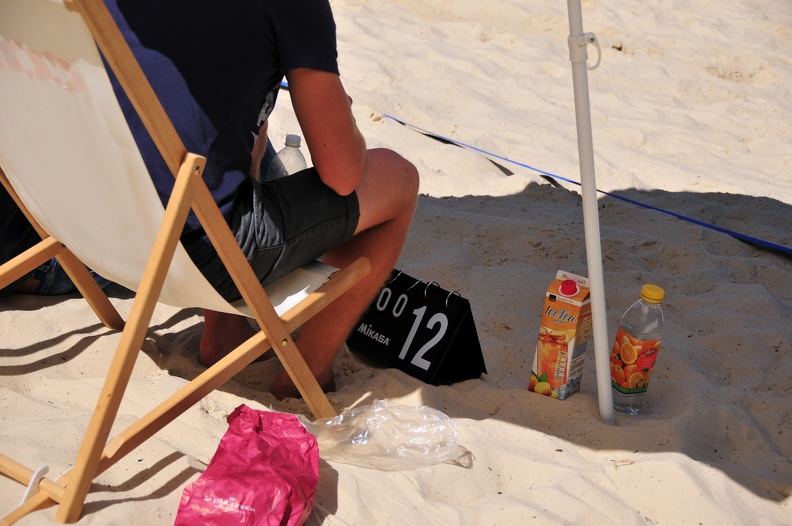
<box><xmin>1</xmin><ymin>0</ymin><xmax>791</xmax><ymax>523</ymax></box>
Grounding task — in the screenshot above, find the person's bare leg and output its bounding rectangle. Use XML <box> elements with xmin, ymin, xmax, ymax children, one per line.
<box><xmin>269</xmin><ymin>148</ymin><xmax>419</xmax><ymax>399</ymax></box>
<box><xmin>199</xmin><ymin>309</ymin><xmax>274</xmax><ymax>366</ymax></box>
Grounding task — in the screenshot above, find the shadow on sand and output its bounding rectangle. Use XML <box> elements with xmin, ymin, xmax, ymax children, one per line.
<box><xmin>1</xmin><ymin>183</ymin><xmax>789</xmax><ymax>505</ymax></box>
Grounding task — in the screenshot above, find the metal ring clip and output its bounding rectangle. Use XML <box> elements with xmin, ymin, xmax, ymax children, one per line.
<box><xmin>445</xmin><ymin>291</ymin><xmax>460</xmax><ymax>307</ymax></box>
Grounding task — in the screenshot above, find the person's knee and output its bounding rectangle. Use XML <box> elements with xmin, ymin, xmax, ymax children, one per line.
<box><xmin>356</xmin><ymin>148</ymin><xmax>419</xmax><ymax>231</ymax></box>
<box><xmin>401</xmin><ymin>156</ymin><xmax>420</xmax><ymax>203</ymax></box>
<box><xmin>372</xmin><ymin>147</ymin><xmax>419</xmax><ymax>206</ymax></box>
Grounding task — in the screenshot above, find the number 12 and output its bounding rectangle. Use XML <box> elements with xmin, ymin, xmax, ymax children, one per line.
<box><xmin>398</xmin><ymin>306</ymin><xmax>449</xmax><ymax>370</ymax></box>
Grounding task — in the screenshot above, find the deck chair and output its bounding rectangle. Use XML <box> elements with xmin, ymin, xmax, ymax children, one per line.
<box><xmin>0</xmin><ymin>0</ymin><xmax>369</xmax><ymax>522</ymax></box>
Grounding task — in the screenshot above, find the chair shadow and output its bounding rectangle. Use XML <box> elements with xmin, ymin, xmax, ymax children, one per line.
<box><xmin>0</xmin><ymin>288</ymin><xmax>198</xmax><ymax>376</ymax></box>
<box><xmin>0</xmin><ymin>322</ymin><xmax>108</xmax><ymax>375</ymax></box>
<box><xmin>81</xmin><ymin>452</ymin><xmax>200</xmax><ymax>517</ymax></box>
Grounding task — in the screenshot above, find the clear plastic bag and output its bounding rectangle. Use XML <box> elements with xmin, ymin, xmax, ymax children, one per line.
<box><xmin>302</xmin><ymin>399</ymin><xmax>472</xmax><ymax>471</ymax></box>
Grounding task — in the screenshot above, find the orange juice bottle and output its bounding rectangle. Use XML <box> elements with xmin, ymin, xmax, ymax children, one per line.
<box><xmin>610</xmin><ymin>284</ymin><xmax>665</xmax><ymax>414</ymax></box>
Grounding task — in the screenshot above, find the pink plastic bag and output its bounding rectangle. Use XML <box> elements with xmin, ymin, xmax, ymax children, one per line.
<box><xmin>175</xmin><ymin>405</ymin><xmax>319</xmax><ymax>526</ymax></box>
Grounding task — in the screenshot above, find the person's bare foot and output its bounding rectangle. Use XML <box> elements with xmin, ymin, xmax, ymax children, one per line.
<box><xmin>199</xmin><ymin>310</ymin><xmax>274</xmax><ymax>367</ymax></box>
<box><xmin>268</xmin><ymin>366</ymin><xmax>336</xmax><ymax>400</ymax></box>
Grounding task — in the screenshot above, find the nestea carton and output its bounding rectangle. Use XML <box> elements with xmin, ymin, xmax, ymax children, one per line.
<box><xmin>529</xmin><ymin>271</ymin><xmax>592</xmax><ymax>400</ymax></box>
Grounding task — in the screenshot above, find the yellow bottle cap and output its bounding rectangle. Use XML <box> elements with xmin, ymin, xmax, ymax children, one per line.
<box><xmin>640</xmin><ymin>284</ymin><xmax>664</xmax><ymax>304</ymax></box>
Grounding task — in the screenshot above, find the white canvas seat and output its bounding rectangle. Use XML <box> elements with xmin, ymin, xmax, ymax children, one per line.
<box><xmin>0</xmin><ymin>0</ymin><xmax>369</xmax><ymax>522</ymax></box>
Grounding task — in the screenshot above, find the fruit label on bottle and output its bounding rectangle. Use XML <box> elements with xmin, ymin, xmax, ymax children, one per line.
<box><xmin>609</xmin><ymin>328</ymin><xmax>661</xmax><ymax>394</ymax></box>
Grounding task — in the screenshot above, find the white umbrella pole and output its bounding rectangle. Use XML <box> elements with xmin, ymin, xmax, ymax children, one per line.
<box><xmin>566</xmin><ymin>0</ymin><xmax>615</xmax><ymax>425</ymax></box>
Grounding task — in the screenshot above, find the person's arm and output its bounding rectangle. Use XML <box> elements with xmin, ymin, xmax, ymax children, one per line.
<box><xmin>286</xmin><ymin>68</ymin><xmax>367</xmax><ymax>196</ymax></box>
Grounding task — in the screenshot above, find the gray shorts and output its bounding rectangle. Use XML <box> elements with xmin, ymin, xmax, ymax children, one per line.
<box><xmin>190</xmin><ymin>168</ymin><xmax>359</xmax><ymax>301</ymax></box>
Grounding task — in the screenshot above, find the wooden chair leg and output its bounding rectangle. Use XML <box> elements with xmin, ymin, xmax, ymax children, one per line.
<box><xmin>55</xmin><ymin>295</ymin><xmax>155</xmax><ymax>522</ymax></box>
<box><xmin>54</xmin><ymin>250</ymin><xmax>124</xmax><ymax>330</ymax></box>
<box><xmin>54</xmin><ymin>157</ymin><xmax>202</xmax><ymax>523</ymax></box>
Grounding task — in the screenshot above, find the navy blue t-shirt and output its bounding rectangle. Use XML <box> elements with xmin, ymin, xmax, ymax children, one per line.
<box><xmin>105</xmin><ymin>0</ymin><xmax>339</xmax><ymax>235</ymax></box>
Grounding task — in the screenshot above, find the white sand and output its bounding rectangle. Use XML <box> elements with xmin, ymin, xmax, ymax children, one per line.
<box><xmin>2</xmin><ymin>0</ymin><xmax>791</xmax><ymax>524</ymax></box>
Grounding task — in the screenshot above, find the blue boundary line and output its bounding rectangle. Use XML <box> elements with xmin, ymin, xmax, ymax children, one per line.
<box><xmin>279</xmin><ymin>80</ymin><xmax>789</xmax><ymax>257</ymax></box>
<box><xmin>382</xmin><ymin>114</ymin><xmax>791</xmax><ymax>257</ymax></box>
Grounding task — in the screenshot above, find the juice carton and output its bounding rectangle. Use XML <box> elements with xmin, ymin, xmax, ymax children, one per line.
<box><xmin>529</xmin><ymin>271</ymin><xmax>592</xmax><ymax>400</ymax></box>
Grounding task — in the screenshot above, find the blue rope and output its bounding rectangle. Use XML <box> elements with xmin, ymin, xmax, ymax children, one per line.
<box><xmin>383</xmin><ymin>114</ymin><xmax>791</xmax><ymax>257</ymax></box>
<box><xmin>278</xmin><ymin>79</ymin><xmax>789</xmax><ymax>257</ymax></box>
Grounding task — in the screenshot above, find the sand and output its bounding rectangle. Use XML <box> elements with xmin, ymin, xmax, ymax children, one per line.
<box><xmin>1</xmin><ymin>0</ymin><xmax>791</xmax><ymax>524</ymax></box>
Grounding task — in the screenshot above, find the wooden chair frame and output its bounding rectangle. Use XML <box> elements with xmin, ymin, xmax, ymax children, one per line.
<box><xmin>0</xmin><ymin>0</ymin><xmax>369</xmax><ymax>522</ymax></box>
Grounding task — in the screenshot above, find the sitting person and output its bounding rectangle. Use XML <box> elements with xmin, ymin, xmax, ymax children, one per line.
<box><xmin>1</xmin><ymin>186</ymin><xmax>110</xmax><ymax>298</ymax></box>
<box><xmin>105</xmin><ymin>0</ymin><xmax>419</xmax><ymax>399</ymax></box>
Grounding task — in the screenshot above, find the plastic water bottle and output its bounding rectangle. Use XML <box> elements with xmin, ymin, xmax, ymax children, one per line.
<box><xmin>610</xmin><ymin>284</ymin><xmax>665</xmax><ymax>415</ymax></box>
<box><xmin>264</xmin><ymin>134</ymin><xmax>307</xmax><ymax>181</ymax></box>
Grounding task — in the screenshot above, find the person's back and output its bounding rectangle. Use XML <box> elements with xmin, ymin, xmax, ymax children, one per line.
<box><xmin>106</xmin><ymin>0</ymin><xmax>337</xmax><ymax>234</ymax></box>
